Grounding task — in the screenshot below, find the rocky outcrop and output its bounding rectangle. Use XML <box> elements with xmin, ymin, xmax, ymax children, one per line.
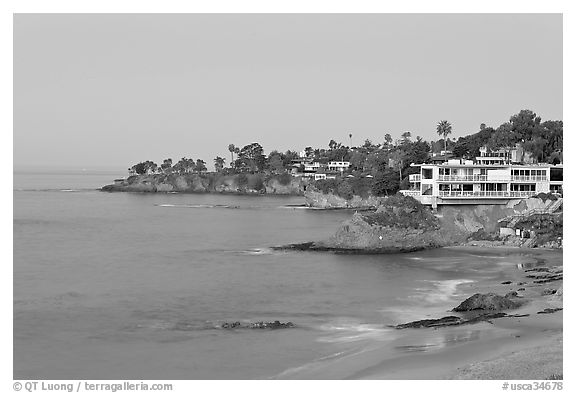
<box><xmin>452</xmin><ymin>293</ymin><xmax>525</xmax><ymax>312</ymax></box>
<box><xmin>537</xmin><ymin>308</ymin><xmax>563</xmax><ymax>314</ymax></box>
<box><xmin>392</xmin><ymin>312</ymin><xmax>530</xmax><ymax>329</ymax></box>
<box><xmin>220</xmin><ymin>320</ymin><xmax>295</xmax><ymax>329</ymax></box>
<box><xmin>101</xmin><ymin>173</ymin><xmax>307</xmax><ymax>195</ymax></box>
<box><xmin>316</xmin><ymin>195</ymin><xmax>466</xmax><ymax>252</ymax></box>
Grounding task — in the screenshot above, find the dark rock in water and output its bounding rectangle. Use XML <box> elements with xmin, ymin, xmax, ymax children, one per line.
<box><xmin>533</xmin><ymin>275</ymin><xmax>563</xmax><ymax>284</ymax></box>
<box><xmin>518</xmin><ymin>288</ymin><xmax>526</xmax><ymax>291</ymax></box>
<box><xmin>452</xmin><ymin>293</ymin><xmax>522</xmax><ymax>312</ymax></box>
<box><xmin>541</xmin><ymin>288</ymin><xmax>557</xmax><ymax>296</ymax></box>
<box><xmin>220</xmin><ymin>320</ymin><xmax>295</xmax><ymax>330</ymax></box>
<box><xmin>221</xmin><ymin>321</ymin><xmax>243</xmax><ymax>329</ymax></box>
<box><xmin>393</xmin><ymin>312</ymin><xmax>520</xmax><ymax>330</ymax></box>
<box><xmin>394</xmin><ymin>316</ymin><xmax>463</xmax><ymax>329</ymax></box>
<box><xmin>525</xmin><ymin>267</ymin><xmax>551</xmax><ymax>273</ymax></box>
<box><xmin>537</xmin><ymin>308</ymin><xmax>563</xmax><ymax>314</ymax></box>
<box><xmin>249</xmin><ymin>321</ymin><xmax>295</xmax><ymax>329</ymax></box>
<box><xmin>271</xmin><ymin>241</ymin><xmax>428</xmax><ymax>254</ymax></box>
<box><xmin>501</xmin><ymin>281</ymin><xmax>513</xmax><ymax>285</ymax></box>
<box><xmin>505</xmin><ymin>291</ymin><xmax>521</xmax><ymax>299</ymax></box>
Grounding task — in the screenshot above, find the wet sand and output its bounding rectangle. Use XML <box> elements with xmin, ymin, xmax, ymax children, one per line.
<box><xmin>280</xmin><ymin>246</ymin><xmax>563</xmax><ymax>380</ymax></box>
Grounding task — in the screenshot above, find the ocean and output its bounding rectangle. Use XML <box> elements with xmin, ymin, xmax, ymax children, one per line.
<box><xmin>13</xmin><ymin>169</ymin><xmax>562</xmax><ymax>379</ymax></box>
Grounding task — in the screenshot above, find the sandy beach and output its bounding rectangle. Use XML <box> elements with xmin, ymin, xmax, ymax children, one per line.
<box><xmin>278</xmin><ymin>246</ymin><xmax>563</xmax><ymax>380</ymax></box>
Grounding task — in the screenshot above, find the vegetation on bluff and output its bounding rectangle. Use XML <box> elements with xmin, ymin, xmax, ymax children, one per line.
<box><xmin>361</xmin><ymin>195</ymin><xmax>440</xmax><ymax>231</ymax></box>
<box><xmin>120</xmin><ymin>109</ymin><xmax>561</xmax><ymax>199</ymax></box>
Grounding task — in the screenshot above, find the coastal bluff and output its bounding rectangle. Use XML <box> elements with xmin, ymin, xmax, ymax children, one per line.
<box><xmin>320</xmin><ymin>195</ymin><xmax>461</xmax><ymax>251</ymax></box>
<box><xmin>280</xmin><ymin>194</ymin><xmax>562</xmax><ymax>253</ymax></box>
<box><xmin>275</xmin><ymin>195</ymin><xmax>462</xmax><ymax>253</ymax></box>
<box><xmin>101</xmin><ymin>173</ymin><xmax>307</xmax><ymax>195</ymax></box>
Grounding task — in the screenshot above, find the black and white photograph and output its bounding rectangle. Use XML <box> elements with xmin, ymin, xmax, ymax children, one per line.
<box><xmin>10</xmin><ymin>6</ymin><xmax>567</xmax><ymax>389</ymax></box>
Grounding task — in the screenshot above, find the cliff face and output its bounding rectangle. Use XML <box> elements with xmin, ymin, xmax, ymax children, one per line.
<box><xmin>319</xmin><ymin>195</ymin><xmax>463</xmax><ymax>252</ymax></box>
<box><xmin>315</xmin><ymin>195</ymin><xmax>562</xmax><ymax>252</ymax></box>
<box><xmin>101</xmin><ymin>173</ymin><xmax>306</xmax><ymax>195</ymax></box>
<box><xmin>438</xmin><ymin>197</ymin><xmax>558</xmax><ymax>234</ymax></box>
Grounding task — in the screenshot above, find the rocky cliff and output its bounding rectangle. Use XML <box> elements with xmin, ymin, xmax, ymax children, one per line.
<box><xmin>313</xmin><ymin>195</ymin><xmax>464</xmax><ymax>252</ymax></box>
<box><xmin>438</xmin><ymin>196</ymin><xmax>561</xmax><ymax>233</ymax></box>
<box><xmin>101</xmin><ymin>173</ymin><xmax>307</xmax><ymax>195</ymax></box>
<box><xmin>283</xmin><ymin>194</ymin><xmax>562</xmax><ymax>253</ymax></box>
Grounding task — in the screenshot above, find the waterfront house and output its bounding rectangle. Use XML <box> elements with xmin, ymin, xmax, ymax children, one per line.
<box><xmin>400</xmin><ymin>158</ymin><xmax>563</xmax><ymax>207</ymax></box>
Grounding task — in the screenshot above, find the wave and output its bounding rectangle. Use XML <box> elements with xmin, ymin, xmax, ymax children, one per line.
<box><xmin>241</xmin><ymin>248</ymin><xmax>276</xmax><ymax>255</ymax></box>
<box><xmin>410</xmin><ymin>279</ymin><xmax>475</xmax><ymax>303</ymax></box>
<box><xmin>317</xmin><ymin>321</ymin><xmax>393</xmax><ymax>343</ymax></box>
<box><xmin>272</xmin><ymin>347</ymin><xmax>368</xmax><ymax>378</ymax></box>
<box><xmin>464</xmin><ymin>253</ymin><xmax>509</xmax><ymax>259</ymax></box>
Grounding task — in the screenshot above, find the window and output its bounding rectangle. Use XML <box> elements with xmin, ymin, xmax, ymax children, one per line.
<box><xmin>511</xmin><ymin>184</ymin><xmax>536</xmax><ymax>192</ymax></box>
<box><xmin>422</xmin><ymin>168</ymin><xmax>433</xmax><ymax>179</ymax></box>
<box><xmin>550</xmin><ymin>168</ymin><xmax>562</xmax><ymax>181</ymax></box>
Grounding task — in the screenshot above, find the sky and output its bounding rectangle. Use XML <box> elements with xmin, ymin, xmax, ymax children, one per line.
<box><xmin>13</xmin><ymin>13</ymin><xmax>562</xmax><ymax>171</ymax></box>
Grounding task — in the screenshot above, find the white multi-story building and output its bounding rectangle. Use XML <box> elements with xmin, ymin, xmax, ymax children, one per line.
<box><xmin>400</xmin><ymin>158</ymin><xmax>562</xmax><ymax>207</ymax></box>
<box><xmin>327</xmin><ymin>161</ymin><xmax>351</xmax><ymax>172</ymax></box>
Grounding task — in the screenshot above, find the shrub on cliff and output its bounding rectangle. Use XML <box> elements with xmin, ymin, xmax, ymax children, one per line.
<box><xmin>248</xmin><ymin>174</ymin><xmax>265</xmax><ymax>191</ymax></box>
<box><xmin>371</xmin><ymin>169</ymin><xmax>400</xmax><ymax>196</ymax></box>
<box><xmin>237</xmin><ymin>173</ymin><xmax>248</xmax><ymax>189</ymax></box>
<box><xmin>516</xmin><ymin>213</ymin><xmax>562</xmax><ymax>246</ymax></box>
<box><xmin>313</xmin><ymin>179</ymin><xmax>339</xmax><ymax>195</ymax></box>
<box><xmin>361</xmin><ymin>195</ymin><xmax>439</xmax><ymax>230</ymax></box>
<box><xmin>277</xmin><ymin>172</ymin><xmax>292</xmax><ymax>186</ymax></box>
<box><xmin>336</xmin><ymin>181</ymin><xmax>354</xmax><ymax>200</ymax></box>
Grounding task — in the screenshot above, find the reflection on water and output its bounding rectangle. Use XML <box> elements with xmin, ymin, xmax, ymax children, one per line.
<box><xmin>394</xmin><ymin>328</ymin><xmax>483</xmax><ymax>354</ymax></box>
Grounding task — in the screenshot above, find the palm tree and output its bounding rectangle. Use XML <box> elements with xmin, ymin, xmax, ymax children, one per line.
<box><xmin>214</xmin><ymin>156</ymin><xmax>226</xmax><ymax>172</ymax></box>
<box><xmin>436</xmin><ymin>120</ymin><xmax>453</xmax><ymax>154</ymax></box>
<box><xmin>228</xmin><ymin>144</ymin><xmax>236</xmax><ymax>166</ymax></box>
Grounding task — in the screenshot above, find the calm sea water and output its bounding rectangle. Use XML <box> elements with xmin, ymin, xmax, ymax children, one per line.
<box><xmin>13</xmin><ymin>170</ymin><xmax>562</xmax><ymax>379</ymax></box>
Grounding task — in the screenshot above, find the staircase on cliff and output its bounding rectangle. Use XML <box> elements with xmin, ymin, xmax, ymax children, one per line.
<box><xmin>498</xmin><ymin>198</ymin><xmax>563</xmax><ymax>229</ymax></box>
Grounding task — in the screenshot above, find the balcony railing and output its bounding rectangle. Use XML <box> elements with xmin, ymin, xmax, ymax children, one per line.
<box><xmin>438</xmin><ymin>191</ymin><xmax>537</xmax><ymax>198</ymax></box>
<box><xmin>437</xmin><ymin>175</ymin><xmax>488</xmax><ymax>182</ymax></box>
<box><xmin>510</xmin><ymin>175</ymin><xmax>548</xmax><ymax>182</ymax></box>
<box><xmin>409</xmin><ymin>174</ymin><xmax>421</xmax><ymax>182</ymax></box>
<box><xmin>399</xmin><ymin>190</ymin><xmax>422</xmax><ymax>197</ymax></box>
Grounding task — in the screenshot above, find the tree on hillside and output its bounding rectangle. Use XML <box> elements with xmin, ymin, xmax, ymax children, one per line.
<box><xmin>282</xmin><ymin>150</ymin><xmax>299</xmax><ymax>169</ymax></box>
<box><xmin>130</xmin><ymin>160</ymin><xmax>158</xmax><ymax>175</ymax></box>
<box><xmin>401</xmin><ymin>132</ymin><xmax>412</xmax><ymax>145</ymax></box>
<box><xmin>173</xmin><ymin>157</ymin><xmax>195</xmax><ymax>174</ymax></box>
<box><xmin>267</xmin><ymin>151</ymin><xmax>285</xmax><ymax>173</ymax></box>
<box><xmin>509</xmin><ymin>109</ymin><xmax>542</xmax><ymax>141</ymax></box>
<box><xmin>160</xmin><ymin>158</ymin><xmax>173</xmax><ymax>173</ymax></box>
<box><xmin>371</xmin><ymin>168</ymin><xmax>400</xmax><ymax>196</ymax></box>
<box><xmin>383</xmin><ymin>133</ymin><xmax>393</xmax><ymax>149</ymax></box>
<box><xmin>235</xmin><ymin>143</ymin><xmax>266</xmax><ymax>173</ymax></box>
<box><xmin>349</xmin><ymin>151</ymin><xmax>367</xmax><ymax>172</ymax></box>
<box><xmin>487</xmin><ymin>124</ymin><xmax>519</xmax><ymax>162</ymax></box>
<box><xmin>214</xmin><ymin>156</ymin><xmax>226</xmax><ymax>172</ymax></box>
<box><xmin>228</xmin><ymin>144</ymin><xmax>239</xmax><ymax>167</ymax></box>
<box><xmin>195</xmin><ymin>159</ymin><xmax>207</xmax><ymax>173</ymax></box>
<box><xmin>436</xmin><ymin>120</ymin><xmax>453</xmax><ymax>153</ymax></box>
